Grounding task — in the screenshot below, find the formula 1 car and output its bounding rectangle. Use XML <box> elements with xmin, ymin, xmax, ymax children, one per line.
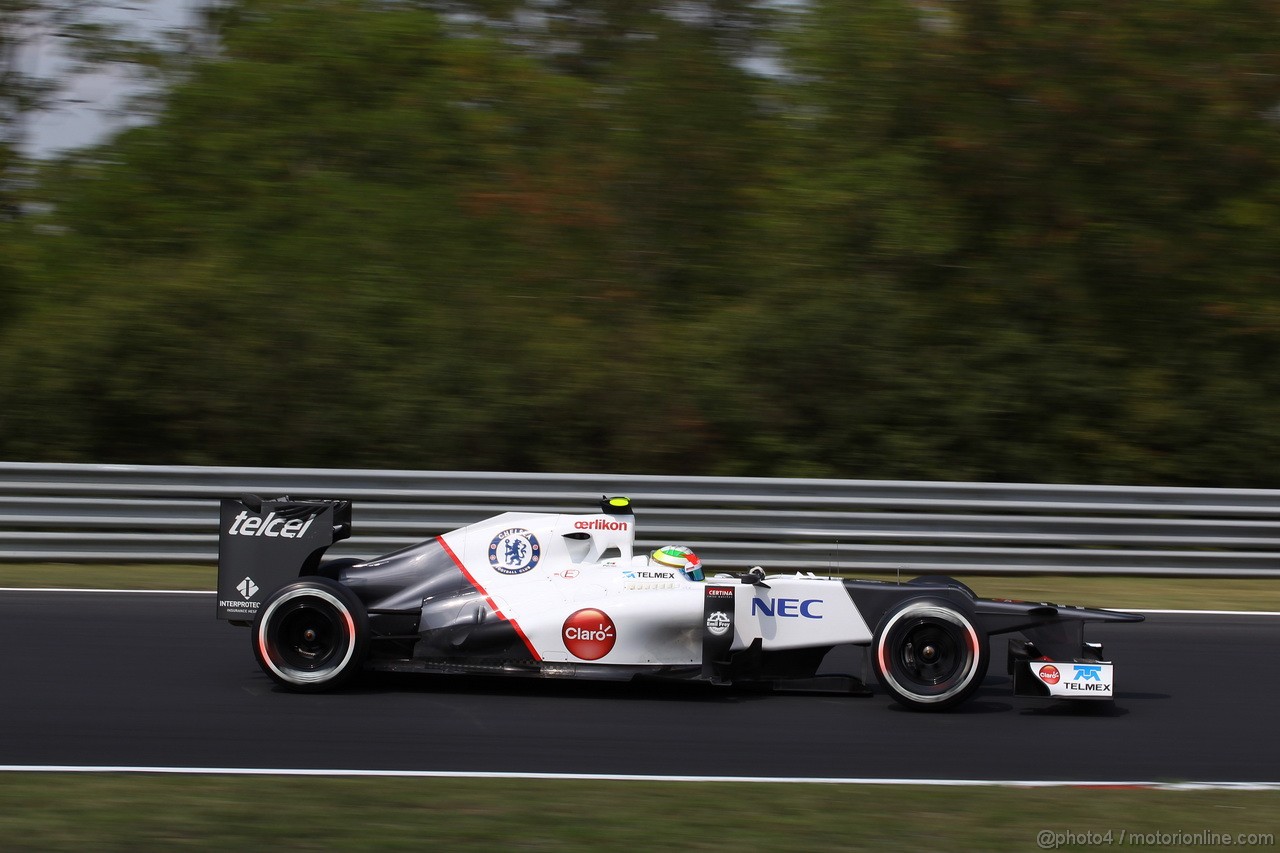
<box><xmin>216</xmin><ymin>495</ymin><xmax>1143</xmax><ymax>711</ymax></box>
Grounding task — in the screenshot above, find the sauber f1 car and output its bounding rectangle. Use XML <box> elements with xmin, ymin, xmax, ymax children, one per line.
<box><xmin>216</xmin><ymin>495</ymin><xmax>1143</xmax><ymax>711</ymax></box>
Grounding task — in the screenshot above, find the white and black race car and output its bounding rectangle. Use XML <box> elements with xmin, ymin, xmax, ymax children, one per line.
<box><xmin>216</xmin><ymin>495</ymin><xmax>1142</xmax><ymax>711</ymax></box>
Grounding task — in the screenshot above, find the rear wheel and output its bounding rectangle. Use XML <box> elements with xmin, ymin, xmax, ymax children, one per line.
<box><xmin>872</xmin><ymin>599</ymin><xmax>988</xmax><ymax>711</ymax></box>
<box><xmin>252</xmin><ymin>577</ymin><xmax>368</xmax><ymax>692</ymax></box>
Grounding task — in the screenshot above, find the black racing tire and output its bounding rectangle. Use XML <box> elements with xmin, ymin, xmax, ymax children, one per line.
<box><xmin>252</xmin><ymin>577</ymin><xmax>369</xmax><ymax>692</ymax></box>
<box><xmin>872</xmin><ymin>598</ymin><xmax>989</xmax><ymax>712</ymax></box>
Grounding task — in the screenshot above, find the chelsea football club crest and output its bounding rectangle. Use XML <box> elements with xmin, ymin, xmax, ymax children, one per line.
<box><xmin>489</xmin><ymin>528</ymin><xmax>542</xmax><ymax>575</ymax></box>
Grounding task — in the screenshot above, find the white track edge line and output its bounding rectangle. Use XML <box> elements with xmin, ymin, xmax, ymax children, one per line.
<box><xmin>0</xmin><ymin>766</ymin><xmax>1277</xmax><ymax>790</ymax></box>
<box><xmin>1126</xmin><ymin>608</ymin><xmax>1280</xmax><ymax>615</ymax></box>
<box><xmin>5</xmin><ymin>589</ymin><xmax>1280</xmax><ymax>615</ymax></box>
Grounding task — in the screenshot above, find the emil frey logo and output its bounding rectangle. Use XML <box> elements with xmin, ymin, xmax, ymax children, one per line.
<box><xmin>488</xmin><ymin>528</ymin><xmax>542</xmax><ymax>575</ymax></box>
<box><xmin>1038</xmin><ymin>664</ymin><xmax>1061</xmax><ymax>685</ymax></box>
<box><xmin>706</xmin><ymin>611</ymin><xmax>732</xmax><ymax>637</ymax></box>
<box><xmin>237</xmin><ymin>577</ymin><xmax>259</xmax><ymax>600</ymax></box>
<box><xmin>563</xmin><ymin>609</ymin><xmax>616</xmax><ymax>660</ymax></box>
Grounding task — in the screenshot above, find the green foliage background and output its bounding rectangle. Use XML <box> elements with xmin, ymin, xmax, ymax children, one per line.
<box><xmin>3</xmin><ymin>0</ymin><xmax>1279</xmax><ymax>484</ymax></box>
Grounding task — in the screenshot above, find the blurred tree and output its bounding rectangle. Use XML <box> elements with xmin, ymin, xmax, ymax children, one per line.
<box><xmin>707</xmin><ymin>0</ymin><xmax>1280</xmax><ymax>484</ymax></box>
<box><xmin>4</xmin><ymin>0</ymin><xmax>1280</xmax><ymax>487</ymax></box>
<box><xmin>428</xmin><ymin>0</ymin><xmax>774</xmax><ymax>309</ymax></box>
<box><xmin>0</xmin><ymin>0</ymin><xmax>770</xmax><ymax>471</ymax></box>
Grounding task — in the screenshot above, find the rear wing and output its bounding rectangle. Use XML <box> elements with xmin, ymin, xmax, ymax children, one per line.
<box><xmin>216</xmin><ymin>495</ymin><xmax>352</xmax><ymax>621</ymax></box>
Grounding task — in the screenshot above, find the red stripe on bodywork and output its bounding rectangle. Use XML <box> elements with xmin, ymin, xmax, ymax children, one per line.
<box><xmin>437</xmin><ymin>536</ymin><xmax>541</xmax><ymax>660</ymax></box>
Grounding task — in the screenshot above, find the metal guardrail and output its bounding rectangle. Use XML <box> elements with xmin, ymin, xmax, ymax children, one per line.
<box><xmin>3</xmin><ymin>461</ymin><xmax>1280</xmax><ymax>576</ymax></box>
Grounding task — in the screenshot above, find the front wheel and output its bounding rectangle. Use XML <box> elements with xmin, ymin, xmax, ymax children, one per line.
<box><xmin>252</xmin><ymin>577</ymin><xmax>369</xmax><ymax>692</ymax></box>
<box><xmin>872</xmin><ymin>599</ymin><xmax>989</xmax><ymax>711</ymax></box>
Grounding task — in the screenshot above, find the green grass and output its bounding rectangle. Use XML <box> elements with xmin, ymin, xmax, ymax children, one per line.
<box><xmin>0</xmin><ymin>775</ymin><xmax>1275</xmax><ymax>852</ymax></box>
<box><xmin>0</xmin><ymin>563</ymin><xmax>215</xmax><ymax>590</ymax></box>
<box><xmin>2</xmin><ymin>564</ymin><xmax>1278</xmax><ymax>611</ymax></box>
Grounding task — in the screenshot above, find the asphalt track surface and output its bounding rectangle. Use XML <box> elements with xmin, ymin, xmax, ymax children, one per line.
<box><xmin>2</xmin><ymin>590</ymin><xmax>1276</xmax><ymax>782</ymax></box>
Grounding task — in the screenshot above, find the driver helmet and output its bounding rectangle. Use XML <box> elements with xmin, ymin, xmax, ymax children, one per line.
<box><xmin>650</xmin><ymin>545</ymin><xmax>704</xmax><ymax>582</ymax></box>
